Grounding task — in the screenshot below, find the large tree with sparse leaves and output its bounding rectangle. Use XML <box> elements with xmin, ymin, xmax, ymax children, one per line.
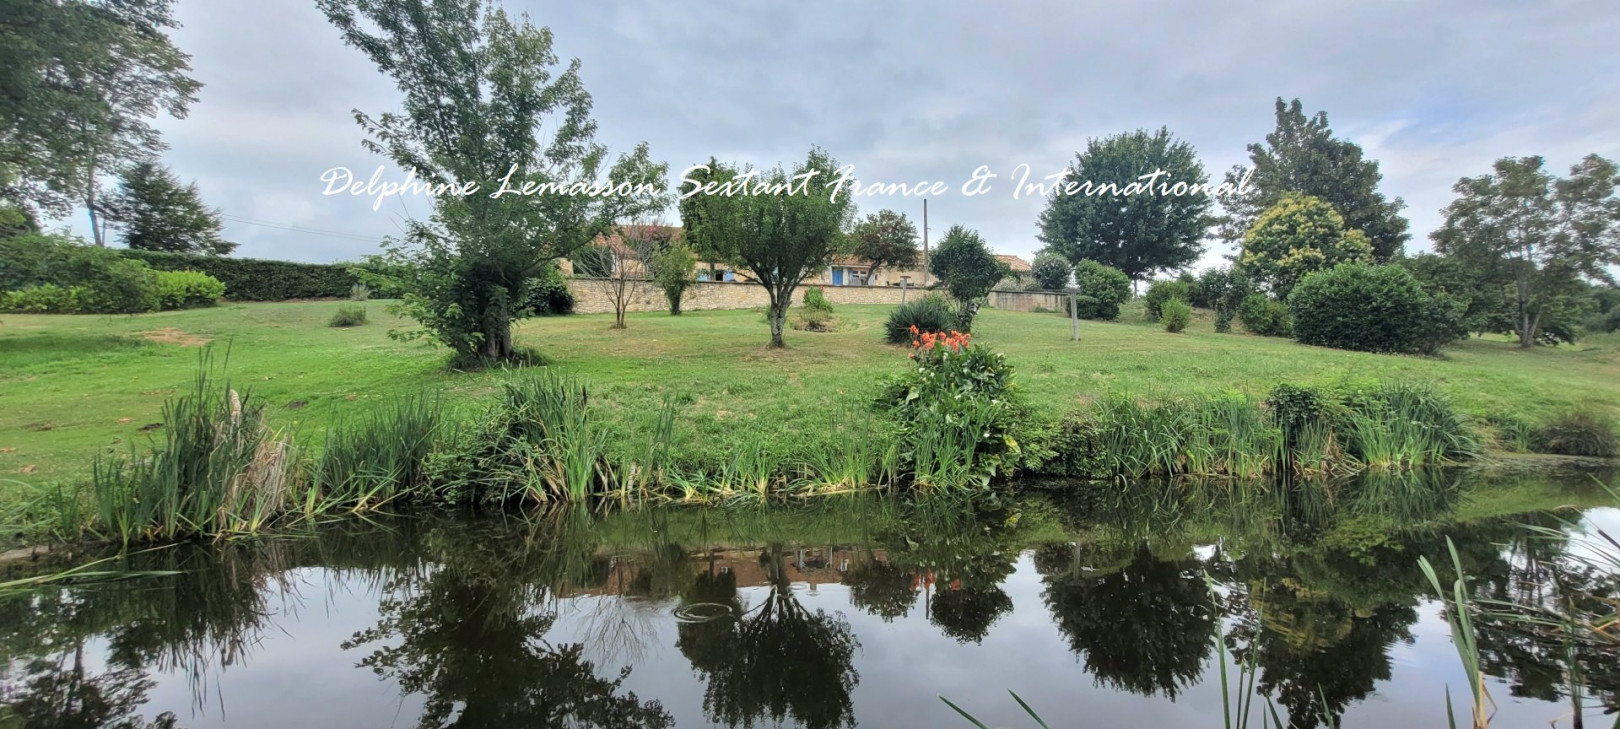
<box><xmin>1432</xmin><ymin>154</ymin><xmax>1620</xmax><ymax>348</ymax></box>
<box><xmin>1037</xmin><ymin>127</ymin><xmax>1211</xmax><ymax>283</ymax></box>
<box><xmin>0</xmin><ymin>0</ymin><xmax>201</xmax><ymax>244</ymax></box>
<box><xmin>679</xmin><ymin>148</ymin><xmax>855</xmax><ymax>348</ymax></box>
<box><xmin>319</xmin><ymin>0</ymin><xmax>667</xmax><ymax>365</ymax></box>
<box><xmin>1217</xmin><ymin>98</ymin><xmax>1409</xmax><ymax>262</ymax></box>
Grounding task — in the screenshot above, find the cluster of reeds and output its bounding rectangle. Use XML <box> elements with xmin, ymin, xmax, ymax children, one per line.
<box><xmin>306</xmin><ymin>393</ymin><xmax>443</xmax><ymax>513</ymax></box>
<box><xmin>1062</xmin><ymin>382</ymin><xmax>1479</xmax><ymax>482</ymax></box>
<box><xmin>90</xmin><ymin>366</ymin><xmax>297</xmax><ymax>544</ymax></box>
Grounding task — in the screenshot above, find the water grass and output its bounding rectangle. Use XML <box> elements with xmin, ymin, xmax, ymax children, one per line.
<box><xmin>306</xmin><ymin>392</ymin><xmax>443</xmax><ymax>513</ymax></box>
<box><xmin>90</xmin><ymin>361</ymin><xmax>298</xmax><ymax>544</ymax></box>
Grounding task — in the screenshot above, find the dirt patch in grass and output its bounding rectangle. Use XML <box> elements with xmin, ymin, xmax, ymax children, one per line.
<box><xmin>138</xmin><ymin>328</ymin><xmax>211</xmax><ymax>347</ymax></box>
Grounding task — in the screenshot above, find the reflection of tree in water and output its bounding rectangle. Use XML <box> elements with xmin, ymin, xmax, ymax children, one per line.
<box><xmin>1037</xmin><ymin>542</ymin><xmax>1214</xmax><ymax>699</ymax></box>
<box><xmin>675</xmin><ymin>544</ymin><xmax>861</xmax><ymax>729</ymax></box>
<box><xmin>930</xmin><ymin>584</ymin><xmax>1013</xmax><ymax>644</ymax></box>
<box><xmin>1226</xmin><ymin>575</ymin><xmax>1415</xmax><ymax>729</ymax></box>
<box><xmin>843</xmin><ymin>555</ymin><xmax>917</xmax><ymax>622</ymax></box>
<box><xmin>2</xmin><ymin>653</ymin><xmax>178</xmax><ymax>729</ymax></box>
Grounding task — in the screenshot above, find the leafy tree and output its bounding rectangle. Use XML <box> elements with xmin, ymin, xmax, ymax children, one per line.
<box><xmin>1071</xmin><ymin>259</ymin><xmax>1132</xmax><ymax>320</ymax></box>
<box><xmin>1217</xmin><ymin>98</ymin><xmax>1409</xmax><ymax>261</ymax></box>
<box><xmin>1029</xmin><ymin>250</ymin><xmax>1070</xmax><ymax>290</ymax></box>
<box><xmin>679</xmin><ymin>148</ymin><xmax>854</xmax><ymax>347</ymax></box>
<box><xmin>1398</xmin><ymin>253</ymin><xmax>1513</xmax><ymax>337</ymax></box>
<box><xmin>928</xmin><ymin>224</ymin><xmax>1007</xmax><ymax>331</ymax></box>
<box><xmin>649</xmin><ymin>238</ymin><xmax>695</xmax><ymax>315</ymax></box>
<box><xmin>0</xmin><ymin>0</ymin><xmax>201</xmax><ymax>244</ymax></box>
<box><xmin>1240</xmin><ymin>193</ymin><xmax>1373</xmax><ymax>299</ymax></box>
<box><xmin>849</xmin><ymin>209</ymin><xmax>919</xmax><ymax>282</ymax></box>
<box><xmin>1431</xmin><ymin>154</ymin><xmax>1620</xmax><ymax>348</ymax></box>
<box><xmin>319</xmin><ymin>0</ymin><xmax>667</xmax><ymax>364</ymax></box>
<box><xmin>1038</xmin><ymin>127</ymin><xmax>1212</xmax><ymax>282</ymax></box>
<box><xmin>103</xmin><ymin>161</ymin><xmax>235</xmax><ymax>255</ymax></box>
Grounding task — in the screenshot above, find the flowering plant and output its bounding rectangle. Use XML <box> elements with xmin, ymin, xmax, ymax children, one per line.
<box><xmin>880</xmin><ymin>325</ymin><xmax>1024</xmax><ymax>488</ymax></box>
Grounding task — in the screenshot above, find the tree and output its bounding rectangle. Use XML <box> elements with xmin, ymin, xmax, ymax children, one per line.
<box><xmin>1029</xmin><ymin>250</ymin><xmax>1070</xmax><ymax>290</ymax></box>
<box><xmin>1038</xmin><ymin>127</ymin><xmax>1212</xmax><ymax>282</ymax></box>
<box><xmin>1431</xmin><ymin>155</ymin><xmax>1620</xmax><ymax>348</ymax></box>
<box><xmin>585</xmin><ymin>223</ymin><xmax>668</xmax><ymax>329</ymax></box>
<box><xmin>849</xmin><ymin>209</ymin><xmax>919</xmax><ymax>282</ymax></box>
<box><xmin>0</xmin><ymin>0</ymin><xmax>201</xmax><ymax>244</ymax></box>
<box><xmin>1071</xmin><ymin>258</ymin><xmax>1132</xmax><ymax>320</ymax></box>
<box><xmin>102</xmin><ymin>161</ymin><xmax>234</xmax><ymax>255</ymax></box>
<box><xmin>679</xmin><ymin>148</ymin><xmax>854</xmax><ymax>348</ymax></box>
<box><xmin>1240</xmin><ymin>194</ymin><xmax>1373</xmax><ymax>299</ymax></box>
<box><xmin>649</xmin><ymin>238</ymin><xmax>695</xmax><ymax>315</ymax></box>
<box><xmin>1218</xmin><ymin>98</ymin><xmax>1409</xmax><ymax>261</ymax></box>
<box><xmin>319</xmin><ymin>0</ymin><xmax>667</xmax><ymax>364</ymax></box>
<box><xmin>928</xmin><ymin>224</ymin><xmax>1007</xmax><ymax>331</ymax></box>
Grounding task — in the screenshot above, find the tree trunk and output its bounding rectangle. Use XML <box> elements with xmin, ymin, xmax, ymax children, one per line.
<box><xmin>768</xmin><ymin>297</ymin><xmax>787</xmax><ymax>348</ymax></box>
<box><xmin>479</xmin><ymin>302</ymin><xmax>514</xmax><ymax>361</ymax></box>
<box><xmin>1516</xmin><ymin>274</ymin><xmax>1534</xmax><ymax>348</ymax></box>
<box><xmin>669</xmin><ymin>293</ymin><xmax>682</xmax><ymax>316</ymax></box>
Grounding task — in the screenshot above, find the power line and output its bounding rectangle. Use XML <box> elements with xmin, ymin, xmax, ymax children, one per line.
<box><xmin>218</xmin><ymin>214</ymin><xmax>382</xmax><ymax>243</ymax></box>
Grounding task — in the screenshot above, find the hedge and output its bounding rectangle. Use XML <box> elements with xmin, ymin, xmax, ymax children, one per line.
<box><xmin>121</xmin><ymin>250</ymin><xmax>357</xmax><ymax>301</ymax></box>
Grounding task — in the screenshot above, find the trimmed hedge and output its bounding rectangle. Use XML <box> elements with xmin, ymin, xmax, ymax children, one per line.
<box><xmin>121</xmin><ymin>250</ymin><xmax>357</xmax><ymax>301</ymax></box>
<box><xmin>1288</xmin><ymin>262</ymin><xmax>1463</xmax><ymax>355</ymax></box>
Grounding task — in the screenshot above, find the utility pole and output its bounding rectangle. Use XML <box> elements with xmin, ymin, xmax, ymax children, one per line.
<box><xmin>921</xmin><ymin>199</ymin><xmax>929</xmax><ymax>287</ymax></box>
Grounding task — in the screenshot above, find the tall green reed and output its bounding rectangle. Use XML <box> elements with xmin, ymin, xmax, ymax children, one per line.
<box><xmin>306</xmin><ymin>393</ymin><xmax>444</xmax><ymax>513</ymax></box>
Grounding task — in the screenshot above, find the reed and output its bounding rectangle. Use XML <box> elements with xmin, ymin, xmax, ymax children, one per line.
<box><xmin>90</xmin><ymin>361</ymin><xmax>298</xmax><ymax>544</ymax></box>
<box><xmin>497</xmin><ymin>369</ymin><xmax>608</xmax><ymax>502</ymax></box>
<box><xmin>306</xmin><ymin>393</ymin><xmax>444</xmax><ymax>513</ymax></box>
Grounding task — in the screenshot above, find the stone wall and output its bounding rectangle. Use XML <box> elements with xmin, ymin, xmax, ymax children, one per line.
<box><xmin>566</xmin><ymin>278</ymin><xmax>918</xmax><ymax>315</ymax></box>
<box><xmin>566</xmin><ymin>278</ymin><xmax>1073</xmax><ymax>316</ymax></box>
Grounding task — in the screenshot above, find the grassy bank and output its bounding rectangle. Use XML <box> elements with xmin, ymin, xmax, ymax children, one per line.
<box><xmin>2</xmin><ymin>300</ymin><xmax>1616</xmax><ymax>515</ymax></box>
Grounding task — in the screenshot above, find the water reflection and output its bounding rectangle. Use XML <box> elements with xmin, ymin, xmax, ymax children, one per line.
<box><xmin>1</xmin><ymin>470</ymin><xmax>1615</xmax><ymax>728</ymax></box>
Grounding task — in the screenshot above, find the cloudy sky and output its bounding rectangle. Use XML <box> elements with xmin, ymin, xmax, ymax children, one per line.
<box><xmin>62</xmin><ymin>0</ymin><xmax>1620</xmax><ymax>269</ymax></box>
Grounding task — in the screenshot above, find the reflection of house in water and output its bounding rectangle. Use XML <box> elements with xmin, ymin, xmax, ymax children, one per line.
<box><xmin>567</xmin><ymin>546</ymin><xmax>891</xmax><ymax>597</ymax></box>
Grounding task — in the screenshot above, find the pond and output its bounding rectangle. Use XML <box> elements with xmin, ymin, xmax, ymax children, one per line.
<box><xmin>2</xmin><ymin>472</ymin><xmax>1616</xmax><ymax>729</ymax></box>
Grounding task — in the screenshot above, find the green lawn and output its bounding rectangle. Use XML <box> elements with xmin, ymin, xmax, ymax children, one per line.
<box><xmin>2</xmin><ymin>299</ymin><xmax>1617</xmax><ymax>496</ymax></box>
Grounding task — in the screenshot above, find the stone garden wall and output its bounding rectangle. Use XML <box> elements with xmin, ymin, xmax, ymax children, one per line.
<box><xmin>566</xmin><ymin>278</ymin><xmax>1071</xmax><ymax>316</ymax></box>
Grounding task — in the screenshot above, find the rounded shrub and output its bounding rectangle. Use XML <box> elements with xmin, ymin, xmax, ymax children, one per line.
<box><xmin>154</xmin><ymin>270</ymin><xmax>226</xmax><ymax>310</ymax></box>
<box><xmin>1160</xmin><ymin>298</ymin><xmax>1192</xmax><ymax>333</ymax></box>
<box><xmin>1143</xmin><ymin>279</ymin><xmax>1193</xmax><ymax>320</ymax></box>
<box><xmin>1238</xmin><ymin>293</ymin><xmax>1291</xmax><ymax>337</ymax></box>
<box><xmin>1072</xmin><ymin>259</ymin><xmax>1130</xmax><ymax>320</ymax></box>
<box><xmin>884</xmin><ymin>293</ymin><xmax>953</xmax><ymax>344</ymax></box>
<box><xmin>1</xmin><ymin>284</ymin><xmax>83</xmax><ymax>313</ymax></box>
<box><xmin>1287</xmin><ymin>262</ymin><xmax>1461</xmax><ymax>354</ymax></box>
<box><xmin>803</xmin><ymin>286</ymin><xmax>833</xmax><ymax>314</ymax></box>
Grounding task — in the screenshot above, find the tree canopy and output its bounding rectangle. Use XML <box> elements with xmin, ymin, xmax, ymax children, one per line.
<box><xmin>1431</xmin><ymin>154</ymin><xmax>1620</xmax><ymax>347</ymax></box>
<box><xmin>1037</xmin><ymin>127</ymin><xmax>1211</xmax><ymax>282</ymax></box>
<box><xmin>319</xmin><ymin>0</ymin><xmax>667</xmax><ymax>364</ymax></box>
<box><xmin>678</xmin><ymin>148</ymin><xmax>855</xmax><ymax>347</ymax></box>
<box><xmin>104</xmin><ymin>162</ymin><xmax>234</xmax><ymax>255</ymax></box>
<box><xmin>849</xmin><ymin>209</ymin><xmax>919</xmax><ymax>281</ymax></box>
<box><xmin>1218</xmin><ymin>98</ymin><xmax>1409</xmax><ymax>262</ymax></box>
<box><xmin>0</xmin><ymin>0</ymin><xmax>201</xmax><ymax>244</ymax></box>
<box><xmin>1240</xmin><ymin>193</ymin><xmax>1373</xmax><ymax>299</ymax></box>
<box><xmin>928</xmin><ymin>224</ymin><xmax>1007</xmax><ymax>331</ymax></box>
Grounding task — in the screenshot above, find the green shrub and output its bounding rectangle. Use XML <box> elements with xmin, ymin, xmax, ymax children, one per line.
<box><xmin>1072</xmin><ymin>259</ymin><xmax>1130</xmax><ymax>320</ymax></box>
<box><xmin>1029</xmin><ymin>251</ymin><xmax>1070</xmax><ymax>290</ymax></box>
<box><xmin>1534</xmin><ymin>409</ymin><xmax>1618</xmax><ymax>457</ymax></box>
<box><xmin>1</xmin><ymin>283</ymin><xmax>82</xmax><ymax>313</ymax></box>
<box><xmin>1288</xmin><ymin>262</ymin><xmax>1462</xmax><ymax>354</ymax></box>
<box><xmin>154</xmin><ymin>270</ymin><xmax>225</xmax><ymax>310</ymax></box>
<box><xmin>879</xmin><ymin>330</ymin><xmax>1024</xmax><ymax>488</ymax></box>
<box><xmin>329</xmin><ymin>304</ymin><xmax>368</xmax><ymax>327</ymax></box>
<box><xmin>884</xmin><ymin>293</ymin><xmax>953</xmax><ymax>343</ymax></box>
<box><xmin>1238</xmin><ymin>293</ymin><xmax>1291</xmax><ymax>337</ymax></box>
<box><xmin>803</xmin><ymin>286</ymin><xmax>833</xmax><ymax>313</ymax></box>
<box><xmin>2</xmin><ymin>234</ymin><xmax>160</xmax><ymax>313</ymax></box>
<box><xmin>121</xmin><ymin>249</ymin><xmax>356</xmax><ymax>300</ymax></box>
<box><xmin>1160</xmin><ymin>298</ymin><xmax>1192</xmax><ymax>333</ymax></box>
<box><xmin>1143</xmin><ymin>279</ymin><xmax>1193</xmax><ymax>320</ymax></box>
<box><xmin>520</xmin><ymin>261</ymin><xmax>575</xmax><ymax>316</ymax></box>
<box><xmin>349</xmin><ymin>283</ymin><xmax>371</xmax><ymax>301</ymax></box>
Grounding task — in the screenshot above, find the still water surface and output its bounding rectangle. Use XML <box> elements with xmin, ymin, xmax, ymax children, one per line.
<box><xmin>2</xmin><ymin>480</ymin><xmax>1616</xmax><ymax>728</ymax></box>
